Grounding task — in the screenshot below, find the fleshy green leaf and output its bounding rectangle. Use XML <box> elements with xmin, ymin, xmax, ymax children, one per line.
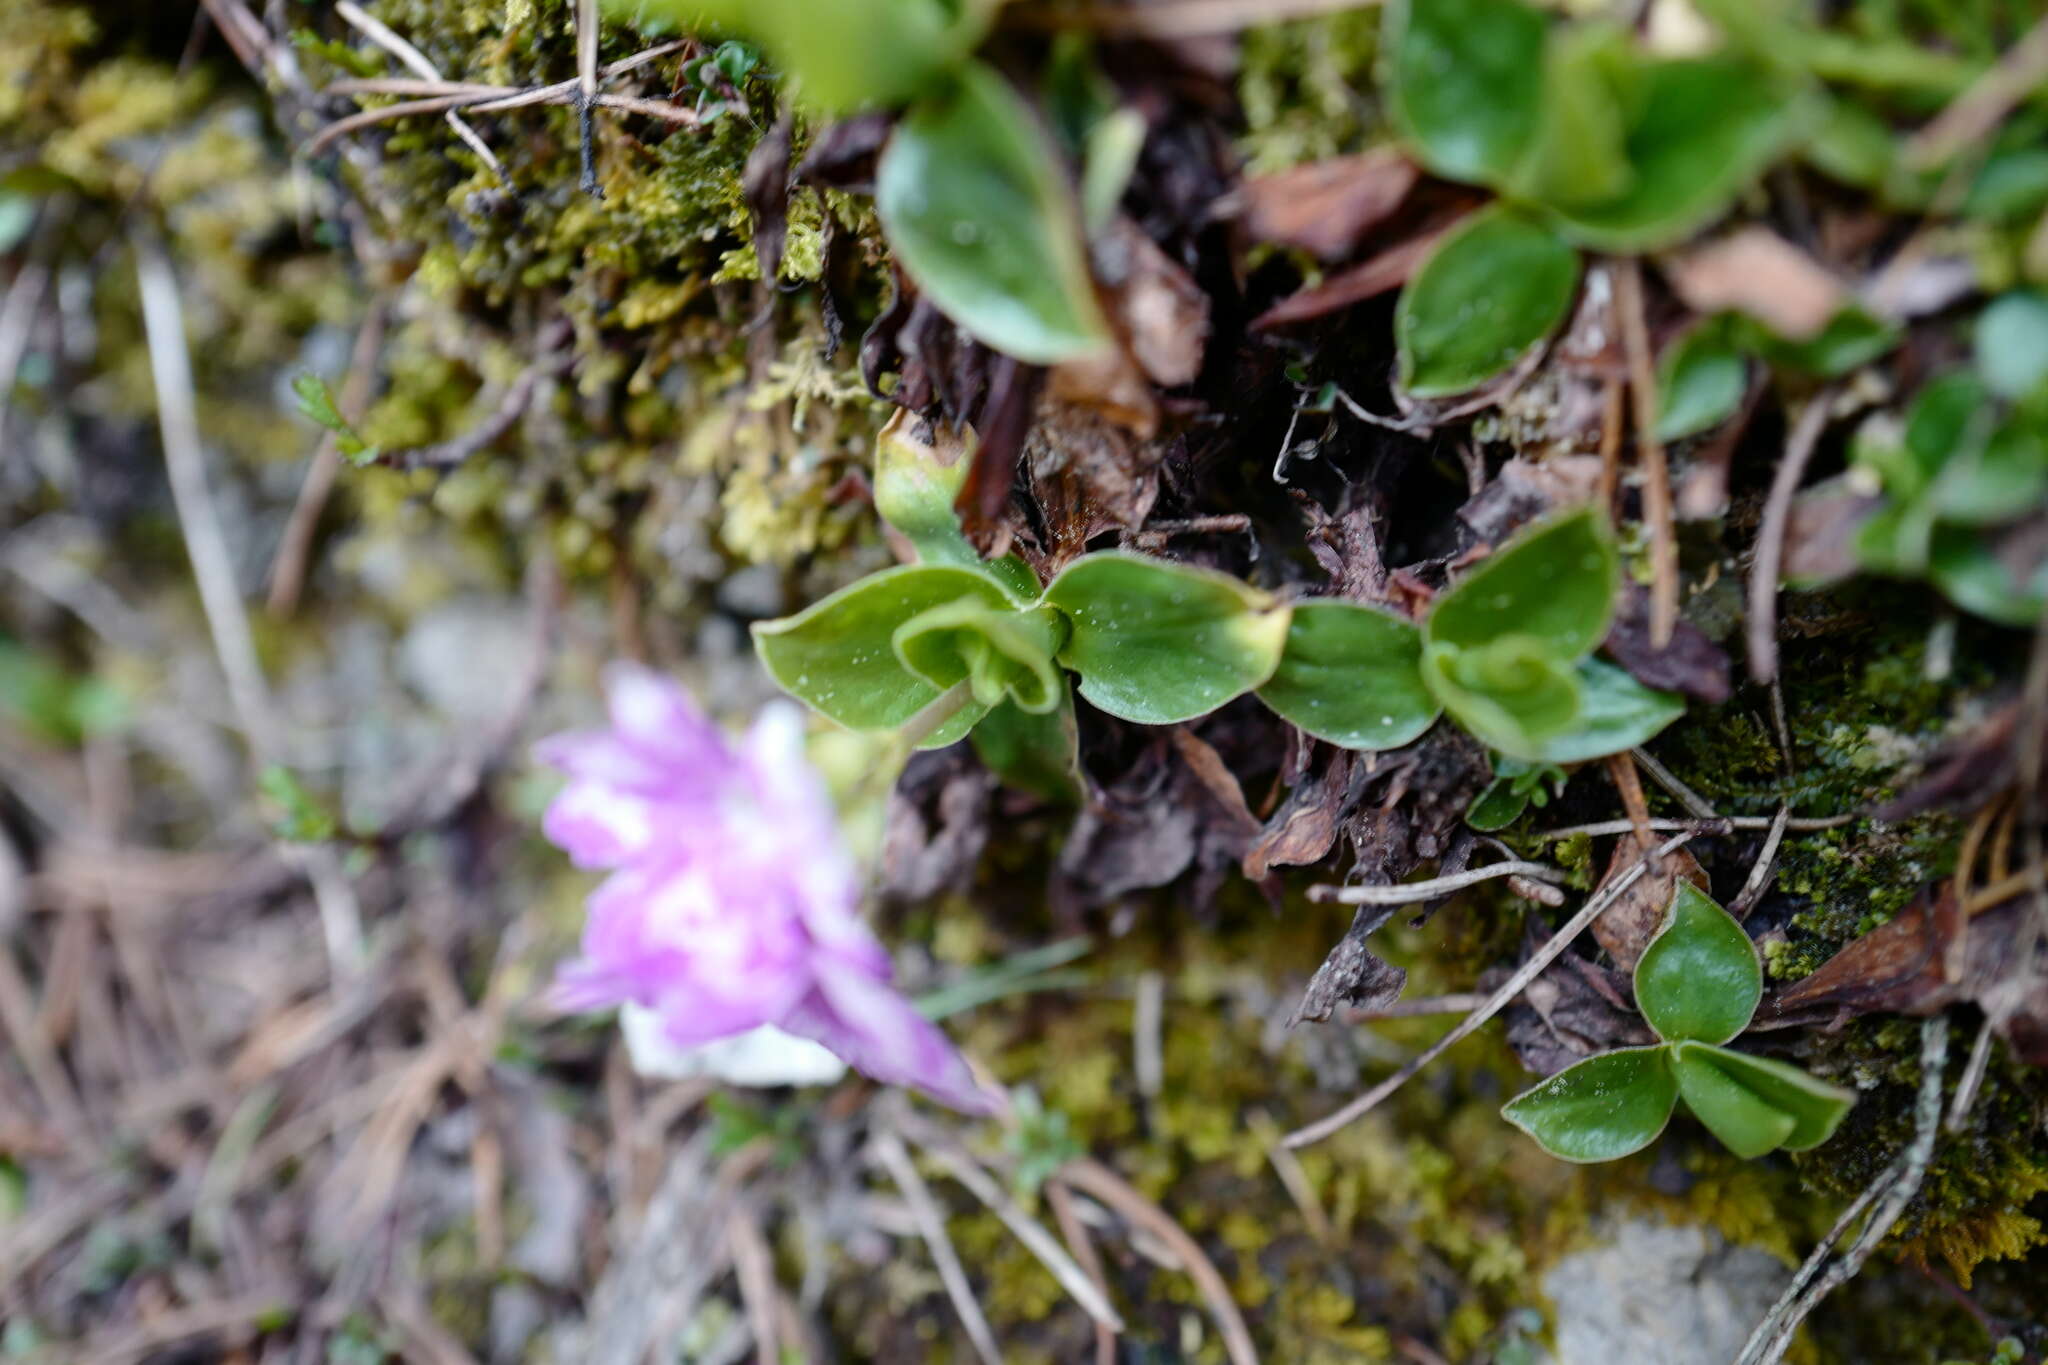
<box><xmin>1423</xmin><ymin>637</ymin><xmax>1583</xmax><ymax>755</ymax></box>
<box><xmin>1976</xmin><ymin>292</ymin><xmax>2048</xmax><ymax>400</ymax></box>
<box><xmin>1669</xmin><ymin>1043</ymin><xmax>1796</xmax><ymax>1158</ymax></box>
<box><xmin>1501</xmin><ymin>1046</ymin><xmax>1679</xmax><ymax>1163</ymax></box>
<box><xmin>752</xmin><ymin>565</ymin><xmax>1017</xmax><ymax>740</ymax></box>
<box><xmin>1543</xmin><ymin>56</ymin><xmax>1794</xmax><ymax>252</ymax></box>
<box><xmin>1902</xmin><ymin>372</ymin><xmax>1993</xmax><ymax>496</ymax></box>
<box><xmin>1466</xmin><ymin>778</ymin><xmax>1530</xmax><ymax>831</ymax></box>
<box><xmin>1427</xmin><ymin>508</ymin><xmax>1619</xmax><ymax>661</ymax></box>
<box><xmin>1927</xmin><ymin>525</ymin><xmax>2048</xmax><ymax>627</ymax></box>
<box><xmin>1656</xmin><ymin>319</ymin><xmax>1748</xmax><ymax>442</ymax></box>
<box><xmin>876</xmin><ymin>63</ymin><xmax>1110</xmax><ymax>364</ymax></box>
<box><xmin>895</xmin><ymin>599</ymin><xmax>1070</xmax><ymax>713</ymax></box>
<box><xmin>874</xmin><ymin>410</ymin><xmax>974</xmax><ymax>563</ymax></box>
<box><xmin>1515</xmin><ymin>656</ymin><xmax>1686</xmax><ymax>763</ymax></box>
<box><xmin>1255</xmin><ymin>601</ymin><xmax>1440</xmax><ymax>750</ymax></box>
<box><xmin>1674</xmin><ymin>1041</ymin><xmax>1856</xmax><ymax>1152</ymax></box>
<box><xmin>1932</xmin><ymin>418</ymin><xmax>2048</xmax><ymax>525</ymax></box>
<box><xmin>622</xmin><ymin>0</ymin><xmax>989</xmax><ymax>111</ymax></box>
<box><xmin>971</xmin><ymin>687</ymin><xmax>1083</xmax><ymax>805</ymax></box>
<box><xmin>1045</xmin><ymin>552</ymin><xmax>1291</xmax><ymax>724</ymax></box>
<box><xmin>1509</xmin><ymin>22</ymin><xmax>1637</xmax><ymax>210</ymax></box>
<box><xmin>1741</xmin><ymin>306</ymin><xmax>1901</xmax><ymax>378</ymax></box>
<box><xmin>1634</xmin><ymin>882</ymin><xmax>1762</xmax><ymax>1045</ymax></box>
<box><xmin>1385</xmin><ymin>0</ymin><xmax>1548</xmax><ymax>184</ymax></box>
<box><xmin>1396</xmin><ymin>205</ymin><xmax>1580</xmax><ymax>398</ymax></box>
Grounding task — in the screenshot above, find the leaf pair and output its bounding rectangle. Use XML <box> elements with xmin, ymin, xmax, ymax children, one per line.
<box><xmin>1655</xmin><ymin>308</ymin><xmax>1900</xmax><ymax>443</ymax></box>
<box><xmin>1240</xmin><ymin>510</ymin><xmax>1680</xmax><ymax>762</ymax></box>
<box><xmin>1385</xmin><ymin>0</ymin><xmax>1796</xmax><ymax>396</ymax></box>
<box><xmin>1502</xmin><ymin>883</ymin><xmax>1855</xmax><ymax>1163</ymax></box>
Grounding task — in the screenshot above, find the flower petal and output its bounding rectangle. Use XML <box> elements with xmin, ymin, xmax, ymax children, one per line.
<box><xmin>783</xmin><ymin>958</ymin><xmax>996</xmax><ymax>1114</ymax></box>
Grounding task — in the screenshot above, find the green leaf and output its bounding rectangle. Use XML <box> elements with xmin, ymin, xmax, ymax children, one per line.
<box><xmin>1927</xmin><ymin>525</ymin><xmax>2048</xmax><ymax>627</ymax></box>
<box><xmin>1976</xmin><ymin>292</ymin><xmax>2048</xmax><ymax>401</ymax></box>
<box><xmin>1932</xmin><ymin>418</ymin><xmax>2048</xmax><ymax>525</ymax></box>
<box><xmin>1671</xmin><ymin>1040</ymin><xmax>1855</xmax><ymax>1156</ymax></box>
<box><xmin>1501</xmin><ymin>1046</ymin><xmax>1679</xmax><ymax>1163</ymax></box>
<box><xmin>1656</xmin><ymin>320</ymin><xmax>1748</xmax><ymax>442</ymax></box>
<box><xmin>623</xmin><ymin>0</ymin><xmax>989</xmax><ymax>111</ymax></box>
<box><xmin>1385</xmin><ymin>0</ymin><xmax>1548</xmax><ymax>185</ymax></box>
<box><xmin>970</xmin><ymin>687</ymin><xmax>1083</xmax><ymax>805</ymax></box>
<box><xmin>1426</xmin><ymin>507</ymin><xmax>1619</xmax><ymax>661</ymax></box>
<box><xmin>1044</xmin><ymin>552</ymin><xmax>1291</xmax><ymax>724</ymax></box>
<box><xmin>876</xmin><ymin>63</ymin><xmax>1111</xmax><ymax>364</ymax></box>
<box><xmin>1466</xmin><ymin>778</ymin><xmax>1530</xmax><ymax>831</ymax></box>
<box><xmin>1741</xmin><ymin>306</ymin><xmax>1901</xmax><ymax>378</ymax></box>
<box><xmin>1544</xmin><ymin>56</ymin><xmax>1794</xmax><ymax>252</ymax></box>
<box><xmin>874</xmin><ymin>410</ymin><xmax>975</xmax><ymax>565</ymax></box>
<box><xmin>1255</xmin><ymin>601</ymin><xmax>1440</xmax><ymax>750</ymax></box>
<box><xmin>895</xmin><ymin>599</ymin><xmax>1070</xmax><ymax>713</ymax></box>
<box><xmin>1514</xmin><ymin>656</ymin><xmax>1685</xmax><ymax>763</ymax></box>
<box><xmin>1669</xmin><ymin>1043</ymin><xmax>1796</xmax><ymax>1158</ymax></box>
<box><xmin>291</xmin><ymin>373</ymin><xmax>378</xmax><ymax>466</ymax></box>
<box><xmin>1904</xmin><ymin>372</ymin><xmax>1994</xmax><ymax>495</ymax></box>
<box><xmin>1963</xmin><ymin>148</ymin><xmax>2048</xmax><ymax>224</ymax></box>
<box><xmin>1633</xmin><ymin>882</ymin><xmax>1762</xmax><ymax>1045</ymax></box>
<box><xmin>1689</xmin><ymin>1044</ymin><xmax>1856</xmax><ymax>1151</ymax></box>
<box><xmin>1510</xmin><ymin>22</ymin><xmax>1637</xmax><ymax>210</ymax></box>
<box><xmin>1396</xmin><ymin>205</ymin><xmax>1580</xmax><ymax>398</ymax></box>
<box><xmin>752</xmin><ymin>565</ymin><xmax>1016</xmax><ymax>739</ymax></box>
<box><xmin>259</xmin><ymin>765</ymin><xmax>340</xmax><ymax>843</ymax></box>
<box><xmin>1423</xmin><ymin>636</ymin><xmax>1583</xmax><ymax>754</ymax></box>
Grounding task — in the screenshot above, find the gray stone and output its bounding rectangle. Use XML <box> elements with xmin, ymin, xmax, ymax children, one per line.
<box><xmin>1538</xmin><ymin>1217</ymin><xmax>1784</xmax><ymax>1365</ymax></box>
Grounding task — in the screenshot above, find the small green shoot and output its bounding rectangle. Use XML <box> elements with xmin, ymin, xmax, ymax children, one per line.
<box><xmin>291</xmin><ymin>373</ymin><xmax>379</xmax><ymax>467</ymax></box>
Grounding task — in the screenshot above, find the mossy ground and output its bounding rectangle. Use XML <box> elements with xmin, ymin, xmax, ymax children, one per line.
<box><xmin>1</xmin><ymin>2</ymin><xmax>2044</xmax><ymax>1362</ymax></box>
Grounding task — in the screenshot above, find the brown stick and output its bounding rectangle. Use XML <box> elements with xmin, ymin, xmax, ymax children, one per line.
<box><xmin>1746</xmin><ymin>391</ymin><xmax>1836</xmax><ymax>685</ymax></box>
<box><xmin>1615</xmin><ymin>258</ymin><xmax>1678</xmax><ymax>646</ymax></box>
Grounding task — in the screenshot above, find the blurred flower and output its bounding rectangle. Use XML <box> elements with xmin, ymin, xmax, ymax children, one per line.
<box><xmin>537</xmin><ymin>665</ymin><xmax>993</xmax><ymax>1113</ymax></box>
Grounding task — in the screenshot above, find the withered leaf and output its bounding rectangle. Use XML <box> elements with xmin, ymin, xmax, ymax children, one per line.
<box><xmin>1232</xmin><ymin>148</ymin><xmax>1420</xmax><ymax>262</ymax></box>
<box><xmin>1602</xmin><ymin>584</ymin><xmax>1733</xmax><ymax>704</ymax></box>
<box><xmin>1662</xmin><ymin>227</ymin><xmax>1846</xmax><ymax>343</ymax></box>
<box><xmin>1244</xmin><ymin>749</ymin><xmax>1352</xmax><ymax>881</ymax></box>
<box><xmin>1291</xmin><ymin>906</ymin><xmax>1407</xmax><ymax>1025</ymax></box>
<box><xmin>1590</xmin><ymin>838</ymin><xmax>1710</xmax><ymax>970</ymax></box>
<box><xmin>1252</xmin><ymin>224</ymin><xmax>1450</xmax><ymax>331</ymax></box>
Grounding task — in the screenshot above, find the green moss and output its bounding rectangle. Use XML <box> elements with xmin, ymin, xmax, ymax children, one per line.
<box><xmin>1237</xmin><ymin>10</ymin><xmax>1385</xmax><ymax>175</ymax></box>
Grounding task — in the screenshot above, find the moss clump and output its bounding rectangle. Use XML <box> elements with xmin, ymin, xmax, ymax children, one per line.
<box><xmin>1796</xmin><ymin>1019</ymin><xmax>2048</xmax><ymax>1289</ymax></box>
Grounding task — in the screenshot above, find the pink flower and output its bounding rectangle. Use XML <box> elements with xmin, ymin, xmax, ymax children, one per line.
<box><xmin>537</xmin><ymin>665</ymin><xmax>993</xmax><ymax>1114</ymax></box>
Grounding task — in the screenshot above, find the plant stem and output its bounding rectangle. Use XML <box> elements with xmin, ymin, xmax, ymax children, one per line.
<box><xmin>899</xmin><ymin>680</ymin><xmax>975</xmax><ymax>750</ymax></box>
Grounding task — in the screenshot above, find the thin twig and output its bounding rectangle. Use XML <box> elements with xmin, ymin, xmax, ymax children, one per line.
<box><xmin>1058</xmin><ymin>1157</ymin><xmax>1259</xmax><ymax>1365</ymax></box>
<box><xmin>898</xmin><ymin>1116</ymin><xmax>1125</xmax><ymax>1333</ymax></box>
<box><xmin>1735</xmin><ymin>1015</ymin><xmax>1950</xmax><ymax>1365</ymax></box>
<box><xmin>1902</xmin><ymin>14</ymin><xmax>2048</xmax><ymax>168</ymax></box>
<box><xmin>1616</xmin><ymin>258</ymin><xmax>1678</xmax><ymax>646</ymax></box>
<box><xmin>1523</xmin><ymin>814</ymin><xmax>1855</xmax><ymax>840</ymax></box>
<box><xmin>1630</xmin><ymin>746</ymin><xmax>1720</xmax><ymax>819</ymax></box>
<box><xmin>135</xmin><ymin>238</ymin><xmax>279</xmax><ymax>762</ymax></box>
<box><xmin>1730</xmin><ymin>802</ymin><xmax>1791</xmax><ymax>918</ymax></box>
<box><xmin>267</xmin><ymin>297</ymin><xmax>389</xmax><ymax>615</ymax></box>
<box><xmin>373</xmin><ymin>338</ymin><xmax>574</xmax><ymax>471</ymax></box>
<box><xmin>576</xmin><ymin>0</ymin><xmax>601</xmax><ymax>195</ymax></box>
<box><xmin>1285</xmin><ymin>831</ymin><xmax>1698</xmax><ymax>1148</ymax></box>
<box><xmin>1308</xmin><ymin>859</ymin><xmax>1564</xmax><ymax>905</ymax></box>
<box><xmin>1946</xmin><ymin>1014</ymin><xmax>1998</xmax><ymax>1132</ymax></box>
<box><xmin>1747</xmin><ymin>392</ymin><xmax>1837</xmax><ymax>685</ymax></box>
<box><xmin>726</xmin><ymin>1204</ymin><xmax>783</xmax><ymax>1365</ymax></box>
<box><xmin>333</xmin><ymin>0</ymin><xmax>504</xmax><ymax>179</ymax></box>
<box><xmin>870</xmin><ymin>1131</ymin><xmax>1003</xmax><ymax>1365</ymax></box>
<box><xmin>1045</xmin><ymin>1180</ymin><xmax>1118</xmax><ymax>1365</ymax></box>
